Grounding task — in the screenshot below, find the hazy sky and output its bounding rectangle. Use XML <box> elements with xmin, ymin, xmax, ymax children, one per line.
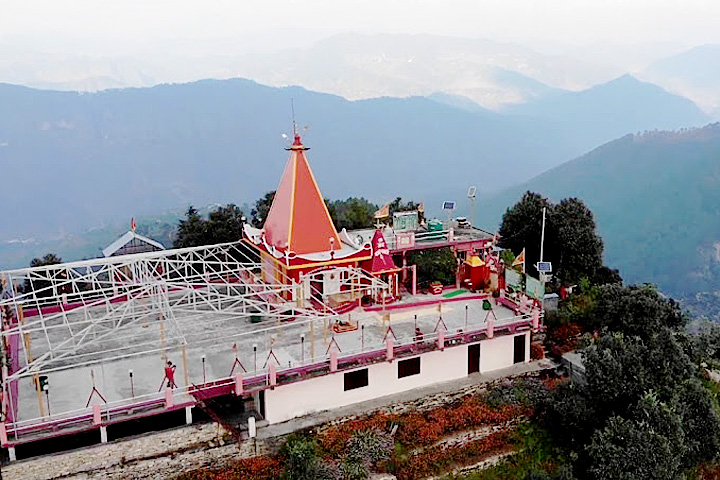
<box><xmin>2</xmin><ymin>0</ymin><xmax>719</xmax><ymax>54</ymax></box>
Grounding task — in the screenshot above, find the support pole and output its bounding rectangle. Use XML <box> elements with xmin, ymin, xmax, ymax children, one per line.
<box><xmin>412</xmin><ymin>265</ymin><xmax>417</xmax><ymax>296</ymax></box>
<box><xmin>181</xmin><ymin>343</ymin><xmax>189</xmax><ymax>387</ymax></box>
<box><xmin>100</xmin><ymin>426</ymin><xmax>108</xmax><ymax>443</ymax></box>
<box><xmin>185</xmin><ymin>406</ymin><xmax>193</xmax><ymax>425</ymax></box>
<box><xmin>310</xmin><ymin>322</ymin><xmax>315</xmax><ymax>362</ymax></box>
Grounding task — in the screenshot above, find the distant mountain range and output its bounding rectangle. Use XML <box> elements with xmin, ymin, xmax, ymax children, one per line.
<box><xmin>639</xmin><ymin>44</ymin><xmax>720</xmax><ymax>117</ymax></box>
<box><xmin>0</xmin><ymin>34</ymin><xmax>622</xmax><ymax>110</ymax></box>
<box><xmin>480</xmin><ymin>123</ymin><xmax>720</xmax><ymax>318</ymax></box>
<box><xmin>0</xmin><ymin>73</ymin><xmax>709</xmax><ymax>251</ymax></box>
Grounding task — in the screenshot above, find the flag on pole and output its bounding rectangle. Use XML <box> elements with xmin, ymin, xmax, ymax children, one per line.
<box><xmin>374</xmin><ymin>204</ymin><xmax>390</xmax><ymax>219</ymax></box>
<box><xmin>512</xmin><ymin>248</ymin><xmax>525</xmax><ymax>272</ymax></box>
<box><xmin>130</xmin><ymin>217</ymin><xmax>137</xmax><ymax>232</ymax></box>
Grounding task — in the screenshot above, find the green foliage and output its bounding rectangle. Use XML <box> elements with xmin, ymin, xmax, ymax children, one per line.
<box><xmin>541</xmin><ymin>382</ymin><xmax>598</xmax><ymax>452</ymax></box>
<box><xmin>30</xmin><ymin>253</ymin><xmax>62</xmax><ymax>267</ymax></box>
<box><xmin>388</xmin><ymin>197</ymin><xmax>424</xmax><ymax>223</ymax></box>
<box><xmin>486</xmin><ymin>378</ymin><xmax>550</xmax><ymax>409</ymax></box>
<box><xmin>498</xmin><ymin>192</ymin><xmax>608</xmax><ymax>285</ymax></box>
<box><xmin>583</xmin><ymin>330</ymin><xmax>695</xmax><ymax>419</ymax></box>
<box><xmin>458</xmin><ymin>423</ymin><xmax>572</xmax><ymax>480</ymax></box>
<box><xmin>406</xmin><ymin>247</ymin><xmax>457</xmax><ymax>287</ymax></box>
<box><xmin>251</xmin><ymin>191</ymin><xmax>275</xmax><ymax>228</ymax></box>
<box><xmin>585</xmin><ymin>409</ymin><xmax>683</xmax><ymax>480</ymax></box>
<box><xmin>24</xmin><ymin>253</ymin><xmax>63</xmax><ymax>296</ymax></box>
<box><xmin>672</xmin><ymin>379</ymin><xmax>720</xmax><ymax>468</ymax></box>
<box><xmin>499</xmin><ymin>249</ymin><xmax>516</xmax><ymax>266</ymax></box>
<box><xmin>174</xmin><ymin>204</ymin><xmax>244</xmax><ymax>248</ymax></box>
<box><xmin>589</xmin><ymin>284</ymin><xmax>686</xmax><ymax>336</ymax></box>
<box><xmin>327</xmin><ymin>197</ymin><xmax>377</xmax><ymax>231</ymax></box>
<box><xmin>280</xmin><ymin>434</ymin><xmax>319</xmax><ymax>480</ymax></box>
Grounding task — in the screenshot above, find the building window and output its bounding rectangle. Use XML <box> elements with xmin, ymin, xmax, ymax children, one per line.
<box><xmin>398</xmin><ymin>357</ymin><xmax>421</xmax><ymax>378</ymax></box>
<box><xmin>344</xmin><ymin>368</ymin><xmax>369</xmax><ymax>391</ymax></box>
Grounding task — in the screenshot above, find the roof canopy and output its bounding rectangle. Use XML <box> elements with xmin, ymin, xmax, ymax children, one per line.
<box><xmin>263</xmin><ymin>133</ymin><xmax>341</xmax><ymax>255</ymax></box>
<box><xmin>103</xmin><ymin>231</ymin><xmax>165</xmax><ymax>257</ymax></box>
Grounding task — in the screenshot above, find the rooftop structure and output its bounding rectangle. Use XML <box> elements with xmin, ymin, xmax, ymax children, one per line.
<box><xmin>102</xmin><ymin>229</ymin><xmax>165</xmax><ymax>258</ymax></box>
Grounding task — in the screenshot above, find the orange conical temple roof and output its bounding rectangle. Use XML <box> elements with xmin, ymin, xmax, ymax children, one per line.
<box><xmin>262</xmin><ymin>134</ymin><xmax>341</xmax><ymax>255</ymax></box>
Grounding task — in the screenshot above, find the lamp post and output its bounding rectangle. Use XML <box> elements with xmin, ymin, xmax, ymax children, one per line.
<box><xmin>201</xmin><ymin>355</ymin><xmax>206</xmax><ymax>384</ymax></box>
<box><xmin>129</xmin><ymin>369</ymin><xmax>134</xmax><ymax>398</ymax></box>
<box><xmin>253</xmin><ymin>344</ymin><xmax>258</xmax><ymax>373</ymax></box>
<box><xmin>300</xmin><ymin>335</ymin><xmax>305</xmax><ymax>364</ymax></box>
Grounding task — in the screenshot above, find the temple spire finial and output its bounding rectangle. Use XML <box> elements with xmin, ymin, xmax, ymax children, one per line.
<box><xmin>286</xmin><ymin>99</ymin><xmax>309</xmax><ymax>150</ymax></box>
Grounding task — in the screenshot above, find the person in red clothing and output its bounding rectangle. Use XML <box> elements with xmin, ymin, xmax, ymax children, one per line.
<box><xmin>164</xmin><ymin>361</ymin><xmax>177</xmax><ymax>388</ymax></box>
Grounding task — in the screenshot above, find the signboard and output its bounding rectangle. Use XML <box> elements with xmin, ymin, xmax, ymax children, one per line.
<box><xmin>536</xmin><ymin>262</ymin><xmax>552</xmax><ymax>273</ymax></box>
<box><xmin>525</xmin><ymin>275</ymin><xmax>543</xmax><ymax>299</ymax></box>
<box><xmin>442</xmin><ymin>201</ymin><xmax>456</xmax><ymax>211</ymax></box>
<box><xmin>505</xmin><ymin>268</ymin><xmax>522</xmax><ymax>290</ymax></box>
<box><xmin>393</xmin><ymin>211</ymin><xmax>419</xmax><ymax>232</ymax></box>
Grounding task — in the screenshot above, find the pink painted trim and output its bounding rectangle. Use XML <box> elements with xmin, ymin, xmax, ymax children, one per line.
<box><xmin>4</xmin><ymin>316</ymin><xmax>534</xmax><ymax>447</ymax></box>
<box><xmin>365</xmin><ymin>293</ymin><xmax>488</xmax><ymax>312</ymax></box>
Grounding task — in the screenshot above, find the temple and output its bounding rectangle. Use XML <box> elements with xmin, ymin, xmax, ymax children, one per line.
<box><xmin>0</xmin><ymin>128</ymin><xmax>545</xmax><ymax>463</ymax></box>
<box><xmin>243</xmin><ymin>131</ymin><xmax>377</xmax><ymax>308</ymax></box>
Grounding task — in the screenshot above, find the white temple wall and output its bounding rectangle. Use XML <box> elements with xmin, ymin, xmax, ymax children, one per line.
<box><xmin>263</xmin><ymin>332</ymin><xmax>529</xmax><ymax>425</ymax></box>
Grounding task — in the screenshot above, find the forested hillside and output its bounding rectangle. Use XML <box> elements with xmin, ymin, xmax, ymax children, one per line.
<box><xmin>481</xmin><ymin>123</ymin><xmax>720</xmax><ymax>318</ymax></box>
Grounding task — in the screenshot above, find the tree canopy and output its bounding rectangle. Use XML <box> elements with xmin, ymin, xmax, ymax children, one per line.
<box><xmin>251</xmin><ymin>191</ymin><xmax>275</xmax><ymax>228</ymax></box>
<box><xmin>498</xmin><ymin>192</ymin><xmax>608</xmax><ymax>285</ymax></box>
<box><xmin>174</xmin><ymin>204</ymin><xmax>244</xmax><ymax>248</ymax></box>
<box><xmin>541</xmin><ymin>281</ymin><xmax>720</xmax><ymax>478</ymax></box>
<box><xmin>327</xmin><ymin>197</ymin><xmax>377</xmax><ymax>231</ymax></box>
<box><xmin>406</xmin><ymin>247</ymin><xmax>457</xmax><ymax>287</ymax></box>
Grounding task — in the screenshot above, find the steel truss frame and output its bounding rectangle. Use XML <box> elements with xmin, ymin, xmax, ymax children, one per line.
<box><xmin>0</xmin><ymin>241</ymin><xmax>389</xmax><ymax>383</ymax></box>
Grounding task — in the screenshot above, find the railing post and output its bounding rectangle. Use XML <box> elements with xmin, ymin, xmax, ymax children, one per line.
<box><xmin>532</xmin><ymin>310</ymin><xmax>540</xmax><ymax>330</ymax></box>
<box><xmin>92</xmin><ymin>404</ymin><xmax>102</xmax><ymax>425</ymax></box>
<box><xmin>269</xmin><ymin>363</ymin><xmax>277</xmax><ymax>388</ymax></box>
<box><xmin>437</xmin><ymin>329</ymin><xmax>445</xmax><ymax>351</ymax></box>
<box><xmin>386</xmin><ymin>337</ymin><xmax>394</xmax><ymax>362</ymax></box>
<box><xmin>330</xmin><ymin>350</ymin><xmax>338</xmax><ymax>372</ymax></box>
<box><xmin>0</xmin><ymin>422</ymin><xmax>7</xmax><ymax>446</ymax></box>
<box><xmin>234</xmin><ymin>372</ymin><xmax>244</xmax><ymax>396</ymax></box>
<box><xmin>487</xmin><ymin>317</ymin><xmax>494</xmax><ymax>339</ymax></box>
<box><xmin>165</xmin><ymin>387</ymin><xmax>174</xmax><ymax>408</ymax></box>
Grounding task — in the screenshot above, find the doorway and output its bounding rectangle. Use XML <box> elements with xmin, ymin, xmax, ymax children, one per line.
<box><xmin>468</xmin><ymin>343</ymin><xmax>480</xmax><ymax>374</ymax></box>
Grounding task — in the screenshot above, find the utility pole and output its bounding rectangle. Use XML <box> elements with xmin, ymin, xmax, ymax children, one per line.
<box><xmin>539</xmin><ymin>206</ymin><xmax>547</xmax><ymax>310</ymax></box>
<box><xmin>540</xmin><ymin>206</ymin><xmax>546</xmax><ymax>264</ymax></box>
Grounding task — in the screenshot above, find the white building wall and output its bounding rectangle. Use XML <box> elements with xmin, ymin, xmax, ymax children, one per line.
<box><xmin>264</xmin><ymin>331</ymin><xmax>530</xmax><ymax>425</ymax></box>
<box><xmin>479</xmin><ymin>331</ymin><xmax>529</xmax><ymax>373</ymax></box>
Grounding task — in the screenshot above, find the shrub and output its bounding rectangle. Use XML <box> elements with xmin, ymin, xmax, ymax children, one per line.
<box><xmin>531</xmin><ymin>343</ymin><xmax>545</xmax><ymax>360</ymax></box>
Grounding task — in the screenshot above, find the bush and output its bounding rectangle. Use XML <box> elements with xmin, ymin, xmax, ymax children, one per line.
<box><xmin>280</xmin><ymin>434</ymin><xmax>319</xmax><ymax>480</ymax></box>
<box><xmin>531</xmin><ymin>343</ymin><xmax>545</xmax><ymax>360</ymax></box>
